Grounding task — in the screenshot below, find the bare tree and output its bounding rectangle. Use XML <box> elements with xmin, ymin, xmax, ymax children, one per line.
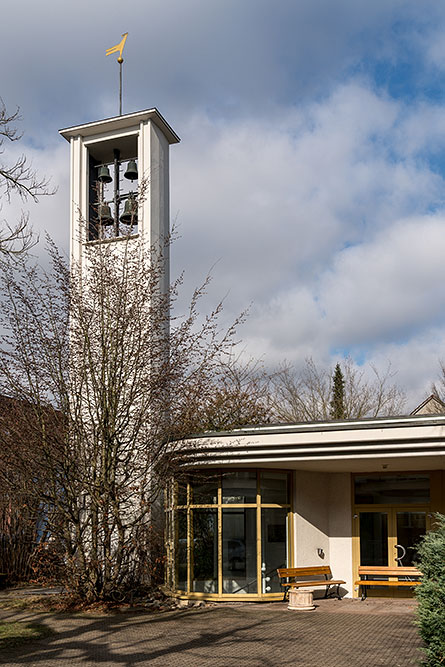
<box><xmin>272</xmin><ymin>357</ymin><xmax>405</xmax><ymax>422</ymax></box>
<box><xmin>0</xmin><ymin>101</ymin><xmax>53</xmax><ymax>258</ymax></box>
<box><xmin>0</xmin><ymin>237</ymin><xmax>246</xmax><ymax>601</ymax></box>
<box><xmin>0</xmin><ymin>396</ymin><xmax>61</xmax><ymax>584</ymax></box>
<box><xmin>193</xmin><ymin>355</ymin><xmax>273</xmax><ymax>432</ymax></box>
<box><xmin>430</xmin><ymin>361</ymin><xmax>445</xmax><ymax>405</ymax></box>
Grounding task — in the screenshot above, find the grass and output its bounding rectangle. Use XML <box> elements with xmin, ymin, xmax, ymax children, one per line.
<box><xmin>0</xmin><ymin>621</ymin><xmax>54</xmax><ymax>649</ymax></box>
<box><xmin>0</xmin><ymin>593</ymin><xmax>153</xmax><ymax>614</ymax></box>
<box><xmin>0</xmin><ymin>594</ymin><xmax>69</xmax><ymax>612</ymax></box>
<box><xmin>0</xmin><ymin>586</ymin><xmax>175</xmax><ymax>614</ymax></box>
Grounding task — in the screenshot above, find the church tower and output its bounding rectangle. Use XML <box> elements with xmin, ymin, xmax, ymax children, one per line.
<box><xmin>60</xmin><ymin>109</ymin><xmax>180</xmax><ymax>291</ymax></box>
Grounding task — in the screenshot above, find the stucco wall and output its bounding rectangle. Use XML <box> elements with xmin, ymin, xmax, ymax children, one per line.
<box><xmin>294</xmin><ymin>471</ymin><xmax>330</xmax><ymax>566</ymax></box>
<box><xmin>293</xmin><ymin>471</ymin><xmax>352</xmax><ymax>597</ymax></box>
<box><xmin>328</xmin><ymin>473</ymin><xmax>352</xmax><ymax>596</ymax></box>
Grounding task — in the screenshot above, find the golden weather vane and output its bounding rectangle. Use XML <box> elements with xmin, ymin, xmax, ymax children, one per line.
<box><xmin>106</xmin><ymin>32</ymin><xmax>128</xmax><ymax>115</ymax></box>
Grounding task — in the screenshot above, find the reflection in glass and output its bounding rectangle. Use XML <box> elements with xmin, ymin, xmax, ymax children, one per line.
<box><xmin>261</xmin><ymin>508</ymin><xmax>288</xmax><ymax>592</ymax></box>
<box><xmin>165</xmin><ymin>510</ymin><xmax>174</xmax><ymax>589</ymax></box>
<box><xmin>190</xmin><ymin>473</ymin><xmax>219</xmax><ymax>504</ymax></box>
<box><xmin>192</xmin><ymin>510</ymin><xmax>217</xmax><ymax>593</ymax></box>
<box><xmin>170</xmin><ymin>469</ymin><xmax>291</xmax><ymax>597</ymax></box>
<box><xmin>396</xmin><ymin>512</ymin><xmax>426</xmax><ymax>567</ymax></box>
<box><xmin>260</xmin><ymin>472</ymin><xmax>288</xmax><ymax>504</ymax></box>
<box><xmin>355</xmin><ymin>475</ymin><xmax>430</xmax><ymax>505</ymax></box>
<box><xmin>222</xmin><ymin>471</ymin><xmax>257</xmax><ymax>504</ymax></box>
<box><xmin>222</xmin><ymin>509</ymin><xmax>257</xmax><ymax>594</ymax></box>
<box><xmin>359</xmin><ymin>512</ymin><xmax>388</xmax><ymax>566</ymax></box>
<box><xmin>177</xmin><ymin>511</ymin><xmax>187</xmax><ymax>591</ymax></box>
<box><xmin>177</xmin><ymin>479</ymin><xmax>187</xmax><ymax>505</ymax></box>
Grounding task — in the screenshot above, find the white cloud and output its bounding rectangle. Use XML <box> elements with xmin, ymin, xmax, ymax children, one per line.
<box><xmin>3</xmin><ymin>1</ymin><xmax>445</xmax><ymax>405</ymax></box>
<box><xmin>319</xmin><ymin>215</ymin><xmax>445</xmax><ymax>345</ymax></box>
<box><xmin>170</xmin><ymin>80</ymin><xmax>445</xmax><ymax>402</ymax></box>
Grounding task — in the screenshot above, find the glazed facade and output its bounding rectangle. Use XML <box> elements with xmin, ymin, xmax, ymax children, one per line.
<box><xmin>165</xmin><ymin>414</ymin><xmax>445</xmax><ymax>600</ymax></box>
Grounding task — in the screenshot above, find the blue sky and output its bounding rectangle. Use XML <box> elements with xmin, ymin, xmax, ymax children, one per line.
<box><xmin>3</xmin><ymin>0</ymin><xmax>445</xmax><ymax>407</ymax></box>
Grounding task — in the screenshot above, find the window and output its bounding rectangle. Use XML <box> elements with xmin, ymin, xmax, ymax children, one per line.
<box><xmin>354</xmin><ymin>475</ymin><xmax>430</xmax><ymax>505</ymax></box>
<box><xmin>167</xmin><ymin>470</ymin><xmax>291</xmax><ymax>597</ymax></box>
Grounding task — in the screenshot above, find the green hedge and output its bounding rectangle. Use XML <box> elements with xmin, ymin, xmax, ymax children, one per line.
<box><xmin>416</xmin><ymin>513</ymin><xmax>445</xmax><ymax>665</ymax></box>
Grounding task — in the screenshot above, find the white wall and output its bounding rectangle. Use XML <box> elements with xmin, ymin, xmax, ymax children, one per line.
<box><xmin>328</xmin><ymin>473</ymin><xmax>352</xmax><ymax>596</ymax></box>
<box><xmin>294</xmin><ymin>471</ymin><xmax>330</xmax><ymax>565</ymax></box>
<box><xmin>293</xmin><ymin>470</ymin><xmax>353</xmax><ymax>597</ymax></box>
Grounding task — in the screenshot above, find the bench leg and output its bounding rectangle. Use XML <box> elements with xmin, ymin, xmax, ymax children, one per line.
<box><xmin>361</xmin><ymin>585</ymin><xmax>367</xmax><ymax>601</ymax></box>
<box><xmin>325</xmin><ymin>584</ymin><xmax>342</xmax><ymax>600</ymax></box>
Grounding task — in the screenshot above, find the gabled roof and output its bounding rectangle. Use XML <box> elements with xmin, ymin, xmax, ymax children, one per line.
<box><xmin>410</xmin><ymin>394</ymin><xmax>445</xmax><ymax>416</ymax></box>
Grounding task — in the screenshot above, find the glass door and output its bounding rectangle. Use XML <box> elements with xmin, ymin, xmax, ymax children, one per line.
<box><xmin>357</xmin><ymin>508</ymin><xmax>429</xmax><ymax>596</ymax></box>
<box><xmin>359</xmin><ymin>509</ymin><xmax>428</xmax><ymax>567</ymax></box>
<box><xmin>394</xmin><ymin>511</ymin><xmax>427</xmax><ymax>567</ymax></box>
<box><xmin>359</xmin><ymin>511</ymin><xmax>389</xmax><ymax>566</ymax></box>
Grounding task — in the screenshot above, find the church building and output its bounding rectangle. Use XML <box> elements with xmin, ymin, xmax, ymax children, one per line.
<box><xmin>60</xmin><ymin>108</ymin><xmax>445</xmax><ymax>602</ymax></box>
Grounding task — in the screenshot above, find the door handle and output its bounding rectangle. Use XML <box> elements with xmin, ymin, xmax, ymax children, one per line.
<box><xmin>394</xmin><ymin>544</ymin><xmax>406</xmax><ymax>564</ymax></box>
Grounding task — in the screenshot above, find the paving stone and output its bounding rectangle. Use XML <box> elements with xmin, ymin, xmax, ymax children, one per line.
<box><xmin>0</xmin><ymin>598</ymin><xmax>423</xmax><ymax>666</ymax></box>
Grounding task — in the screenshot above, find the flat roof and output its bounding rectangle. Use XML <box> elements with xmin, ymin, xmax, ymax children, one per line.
<box><xmin>187</xmin><ymin>412</ymin><xmax>445</xmax><ymax>439</ymax></box>
<box><xmin>59</xmin><ymin>108</ymin><xmax>180</xmax><ymax>145</ymax></box>
<box><xmin>179</xmin><ymin>413</ymin><xmax>445</xmax><ymax>471</ymax></box>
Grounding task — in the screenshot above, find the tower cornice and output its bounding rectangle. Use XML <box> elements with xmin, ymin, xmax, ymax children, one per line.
<box><xmin>59</xmin><ymin>108</ymin><xmax>180</xmax><ymax>145</ymax></box>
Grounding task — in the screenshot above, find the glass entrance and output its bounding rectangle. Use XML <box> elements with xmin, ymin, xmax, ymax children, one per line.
<box><xmin>395</xmin><ymin>511</ymin><xmax>426</xmax><ymax>567</ymax></box>
<box><xmin>359</xmin><ymin>512</ymin><xmax>388</xmax><ymax>566</ymax></box>
<box><xmin>354</xmin><ymin>473</ymin><xmax>431</xmax><ymax>597</ymax></box>
<box><xmin>357</xmin><ymin>508</ymin><xmax>428</xmax><ymax>596</ymax></box>
<box><xmin>359</xmin><ymin>510</ymin><xmax>427</xmax><ymax>568</ymax></box>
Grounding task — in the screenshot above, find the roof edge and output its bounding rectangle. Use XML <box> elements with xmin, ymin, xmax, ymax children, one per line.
<box><xmin>59</xmin><ymin>108</ymin><xmax>180</xmax><ymax>145</ymax></box>
<box><xmin>185</xmin><ymin>412</ymin><xmax>445</xmax><ymax>440</ymax></box>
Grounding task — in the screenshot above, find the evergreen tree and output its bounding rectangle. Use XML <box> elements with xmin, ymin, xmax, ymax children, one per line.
<box><xmin>416</xmin><ymin>513</ymin><xmax>445</xmax><ymax>665</ymax></box>
<box><xmin>330</xmin><ymin>363</ymin><xmax>345</xmax><ymax>419</ymax></box>
<box><xmin>272</xmin><ymin>357</ymin><xmax>406</xmax><ymax>422</ymax></box>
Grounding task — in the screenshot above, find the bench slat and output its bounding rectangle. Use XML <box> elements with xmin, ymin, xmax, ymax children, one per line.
<box><xmin>358</xmin><ymin>566</ymin><xmax>421</xmax><ymax>576</ymax></box>
<box><xmin>355</xmin><ymin>580</ymin><xmax>421</xmax><ymax>587</ymax></box>
<box><xmin>277</xmin><ymin>566</ymin><xmax>332</xmax><ymax>577</ymax></box>
<box><xmin>283</xmin><ymin>579</ymin><xmax>345</xmax><ymax>588</ymax></box>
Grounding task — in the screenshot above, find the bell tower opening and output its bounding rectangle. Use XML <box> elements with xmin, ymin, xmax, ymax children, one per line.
<box><xmin>59</xmin><ymin>108</ymin><xmax>180</xmax><ymax>275</ymax></box>
<box><xmin>87</xmin><ymin>137</ymin><xmax>139</xmax><ymax>241</ymax></box>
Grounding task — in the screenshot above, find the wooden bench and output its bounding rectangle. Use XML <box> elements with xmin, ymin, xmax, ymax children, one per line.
<box><xmin>355</xmin><ymin>566</ymin><xmax>422</xmax><ymax>600</ymax></box>
<box><xmin>277</xmin><ymin>566</ymin><xmax>345</xmax><ymax>601</ymax></box>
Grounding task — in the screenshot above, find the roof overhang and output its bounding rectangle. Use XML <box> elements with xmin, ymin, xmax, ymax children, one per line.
<box><xmin>59</xmin><ymin>108</ymin><xmax>180</xmax><ymax>145</ymax></box>
<box><xmin>178</xmin><ymin>414</ymin><xmax>445</xmax><ymax>472</ymax></box>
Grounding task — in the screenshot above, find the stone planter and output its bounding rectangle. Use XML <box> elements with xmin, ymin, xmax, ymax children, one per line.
<box><xmin>288</xmin><ymin>587</ymin><xmax>315</xmax><ymax>611</ymax></box>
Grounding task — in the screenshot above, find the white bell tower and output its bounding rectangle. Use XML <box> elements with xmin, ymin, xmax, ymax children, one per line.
<box><xmin>60</xmin><ymin>109</ymin><xmax>180</xmax><ymax>285</ymax></box>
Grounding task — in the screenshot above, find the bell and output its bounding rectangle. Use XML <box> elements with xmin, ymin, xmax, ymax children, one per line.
<box><xmin>124</xmin><ymin>160</ymin><xmax>138</xmax><ymax>181</ymax></box>
<box><xmin>98</xmin><ymin>203</ymin><xmax>113</xmax><ymax>226</ymax></box>
<box><xmin>97</xmin><ymin>165</ymin><xmax>112</xmax><ymax>183</ymax></box>
<box><xmin>120</xmin><ymin>196</ymin><xmax>138</xmax><ymax>225</ymax></box>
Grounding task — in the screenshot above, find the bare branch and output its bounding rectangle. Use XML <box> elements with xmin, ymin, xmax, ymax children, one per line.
<box><xmin>0</xmin><ymin>235</ymin><xmax>257</xmax><ymax>599</ymax></box>
<box><xmin>0</xmin><ymin>100</ymin><xmax>54</xmax><ymax>203</ymax></box>
<box><xmin>0</xmin><ymin>100</ymin><xmax>54</xmax><ymax>259</ymax></box>
<box><xmin>272</xmin><ymin>356</ymin><xmax>405</xmax><ymax>422</ymax></box>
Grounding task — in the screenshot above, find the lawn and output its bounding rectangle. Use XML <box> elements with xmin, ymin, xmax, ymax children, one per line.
<box><xmin>0</xmin><ymin>620</ymin><xmax>54</xmax><ymax>649</ymax></box>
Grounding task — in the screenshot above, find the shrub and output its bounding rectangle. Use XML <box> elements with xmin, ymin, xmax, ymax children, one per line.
<box><xmin>416</xmin><ymin>513</ymin><xmax>445</xmax><ymax>665</ymax></box>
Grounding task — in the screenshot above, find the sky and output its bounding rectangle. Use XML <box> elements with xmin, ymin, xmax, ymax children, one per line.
<box><xmin>3</xmin><ymin>0</ymin><xmax>445</xmax><ymax>409</ymax></box>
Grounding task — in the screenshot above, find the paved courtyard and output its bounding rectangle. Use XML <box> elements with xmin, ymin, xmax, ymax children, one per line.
<box><xmin>0</xmin><ymin>598</ymin><xmax>422</xmax><ymax>666</ymax></box>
